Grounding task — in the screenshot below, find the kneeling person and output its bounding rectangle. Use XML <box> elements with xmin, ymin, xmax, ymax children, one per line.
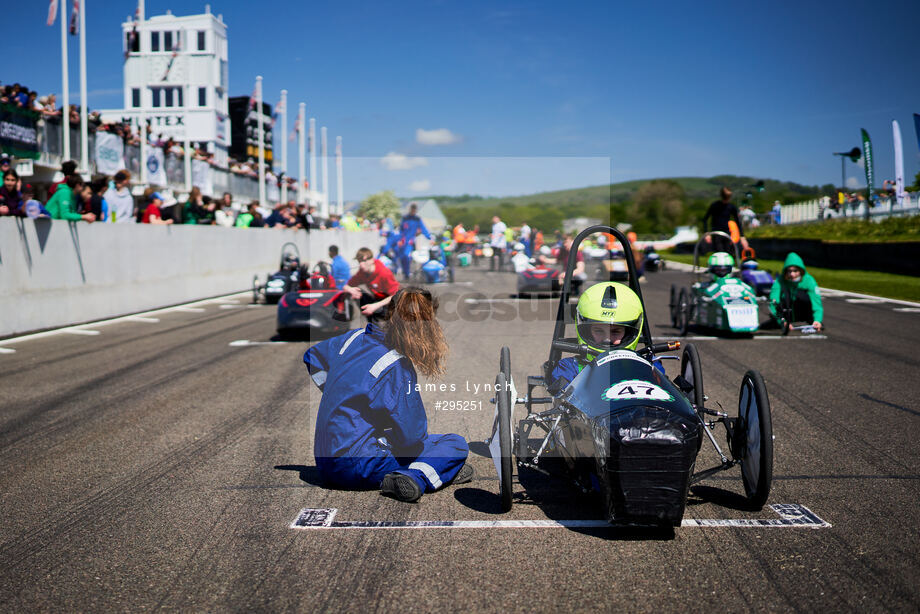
<box><xmin>304</xmin><ymin>287</ymin><xmax>472</xmax><ymax>502</ymax></box>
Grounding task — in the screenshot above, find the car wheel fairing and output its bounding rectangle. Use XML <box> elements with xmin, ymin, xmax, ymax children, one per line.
<box><xmin>738</xmin><ymin>370</ymin><xmax>773</xmax><ymax>509</ymax></box>
<box><xmin>680</xmin><ymin>343</ymin><xmax>704</xmax><ymax>409</ymax></box>
<box><xmin>496</xmin><ymin>373</ymin><xmax>513</xmax><ymax>512</ymax></box>
<box><xmin>678</xmin><ymin>288</ymin><xmax>691</xmax><ymax>336</ymax></box>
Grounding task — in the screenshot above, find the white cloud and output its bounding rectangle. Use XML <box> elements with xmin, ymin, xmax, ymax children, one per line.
<box><xmin>380</xmin><ymin>152</ymin><xmax>428</xmax><ymax>171</ymax></box>
<box><xmin>416</xmin><ymin>128</ymin><xmax>462</xmax><ymax>146</ymax></box>
<box><xmin>408</xmin><ymin>179</ymin><xmax>431</xmax><ymax>192</ymax></box>
<box><xmin>846</xmin><ymin>176</ymin><xmax>861</xmax><ymax>189</ymax></box>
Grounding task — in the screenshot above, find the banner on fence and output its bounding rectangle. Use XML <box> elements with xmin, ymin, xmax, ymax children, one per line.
<box><xmin>893</xmin><ymin>120</ymin><xmax>905</xmax><ymax>205</ymax></box>
<box><xmin>0</xmin><ymin>104</ymin><xmax>40</xmax><ymax>159</ymax></box>
<box><xmin>94</xmin><ymin>131</ymin><xmax>126</xmax><ymax>175</ymax></box>
<box><xmin>191</xmin><ymin>159</ymin><xmax>213</xmax><ymax>196</ymax></box>
<box><xmin>145</xmin><ymin>148</ymin><xmax>167</xmax><ymax>186</ymax></box>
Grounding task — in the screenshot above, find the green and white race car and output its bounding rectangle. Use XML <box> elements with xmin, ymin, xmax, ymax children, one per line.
<box><xmin>670</xmin><ymin>232</ymin><xmax>760</xmax><ymax>336</ymax></box>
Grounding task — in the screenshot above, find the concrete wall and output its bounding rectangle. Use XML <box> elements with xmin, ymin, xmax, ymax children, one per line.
<box><xmin>0</xmin><ymin>217</ymin><xmax>378</xmax><ymax>337</ymax></box>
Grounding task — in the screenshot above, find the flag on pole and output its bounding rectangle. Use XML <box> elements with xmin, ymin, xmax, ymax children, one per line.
<box><xmin>47</xmin><ymin>0</ymin><xmax>58</xmax><ymax>26</ymax></box>
<box><xmin>914</xmin><ymin>114</ymin><xmax>920</xmax><ymax>154</ymax></box>
<box><xmin>271</xmin><ymin>97</ymin><xmax>284</xmax><ymax>127</ymax></box>
<box><xmin>893</xmin><ymin>120</ymin><xmax>905</xmax><ymax>205</ymax></box>
<box><xmin>289</xmin><ymin>116</ymin><xmax>300</xmax><ymax>142</ymax></box>
<box><xmin>860</xmin><ymin>128</ymin><xmax>875</xmax><ymax>208</ymax></box>
<box><xmin>69</xmin><ymin>0</ymin><xmax>79</xmax><ymax>35</ymax></box>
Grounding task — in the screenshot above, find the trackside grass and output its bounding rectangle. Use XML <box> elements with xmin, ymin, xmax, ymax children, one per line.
<box><xmin>663</xmin><ymin>253</ymin><xmax>920</xmax><ymax>303</ymax></box>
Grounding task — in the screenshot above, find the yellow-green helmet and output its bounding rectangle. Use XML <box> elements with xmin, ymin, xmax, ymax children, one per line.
<box><xmin>576</xmin><ymin>282</ymin><xmax>644</xmax><ymax>358</ymax></box>
<box><xmin>708</xmin><ymin>251</ymin><xmax>734</xmax><ymax>279</ymax></box>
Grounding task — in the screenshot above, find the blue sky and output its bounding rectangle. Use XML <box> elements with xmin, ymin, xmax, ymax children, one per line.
<box><xmin>3</xmin><ymin>0</ymin><xmax>919</xmax><ymax>201</ymax></box>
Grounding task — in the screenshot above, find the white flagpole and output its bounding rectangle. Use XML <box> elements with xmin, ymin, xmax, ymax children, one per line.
<box><xmin>298</xmin><ymin>102</ymin><xmax>305</xmax><ymax>203</ymax></box>
<box><xmin>336</xmin><ymin>136</ymin><xmax>343</xmax><ymax>215</ymax></box>
<box><xmin>257</xmin><ymin>75</ymin><xmax>265</xmax><ymax>208</ymax></box>
<box><xmin>280</xmin><ymin>89</ymin><xmax>288</xmax><ymax>204</ymax></box>
<box><xmin>138</xmin><ymin>0</ymin><xmax>146</xmax><ymax>184</ymax></box>
<box><xmin>309</xmin><ymin>117</ymin><xmax>316</xmax><ymax>206</ymax></box>
<box><xmin>79</xmin><ymin>0</ymin><xmax>88</xmax><ymax>173</ymax></box>
<box><xmin>321</xmin><ymin>126</ymin><xmax>328</xmax><ymax>219</ymax></box>
<box><xmin>184</xmin><ymin>84</ymin><xmax>191</xmax><ymax>192</ymax></box>
<box><xmin>61</xmin><ymin>0</ymin><xmax>70</xmax><ymax>161</ymax></box>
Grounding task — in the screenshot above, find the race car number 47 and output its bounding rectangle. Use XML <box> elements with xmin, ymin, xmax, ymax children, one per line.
<box><xmin>603</xmin><ymin>380</ymin><xmax>674</xmax><ymax>402</ymax></box>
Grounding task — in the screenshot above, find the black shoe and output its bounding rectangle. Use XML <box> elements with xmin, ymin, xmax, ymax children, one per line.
<box><xmin>451</xmin><ymin>463</ymin><xmax>474</xmax><ymax>485</ymax></box>
<box><xmin>380</xmin><ymin>472</ymin><xmax>422</xmax><ymax>502</ymax></box>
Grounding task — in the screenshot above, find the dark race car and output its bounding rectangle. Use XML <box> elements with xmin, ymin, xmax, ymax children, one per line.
<box><xmin>516</xmin><ymin>265</ymin><xmax>560</xmax><ymax>295</ymax></box>
<box><xmin>276</xmin><ymin>262</ymin><xmax>356</xmax><ymax>339</ymax></box>
<box><xmin>739</xmin><ymin>249</ymin><xmax>775</xmax><ymax>297</ymax></box>
<box><xmin>254</xmin><ymin>242</ymin><xmax>302</xmax><ymax>305</ymax></box>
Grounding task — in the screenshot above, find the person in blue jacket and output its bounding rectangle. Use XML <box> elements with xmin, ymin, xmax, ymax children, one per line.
<box><xmin>304</xmin><ymin>287</ymin><xmax>472</xmax><ymax>502</ymax></box>
<box><xmin>328</xmin><ymin>245</ymin><xmax>351</xmax><ymax>289</ymax></box>
<box><xmin>397</xmin><ymin>204</ymin><xmax>431</xmax><ymax>280</ymax></box>
<box><xmin>420</xmin><ymin>247</ymin><xmax>446</xmax><ymax>283</ymax></box>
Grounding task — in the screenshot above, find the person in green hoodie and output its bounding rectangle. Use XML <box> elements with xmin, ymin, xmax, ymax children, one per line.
<box><xmin>45</xmin><ymin>174</ymin><xmax>96</xmax><ymax>223</ymax></box>
<box><xmin>768</xmin><ymin>252</ymin><xmax>823</xmax><ymax>332</ymax></box>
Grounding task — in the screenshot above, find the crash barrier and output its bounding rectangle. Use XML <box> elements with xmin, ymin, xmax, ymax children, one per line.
<box><xmin>0</xmin><ymin>217</ymin><xmax>376</xmax><ymax>337</ymax></box>
<box><xmin>30</xmin><ymin>118</ymin><xmax>287</xmax><ymax>203</ymax></box>
<box><xmin>748</xmin><ymin>237</ymin><xmax>920</xmax><ymax>276</ymax></box>
<box><xmin>780</xmin><ymin>194</ymin><xmax>920</xmax><ymax>225</ymax></box>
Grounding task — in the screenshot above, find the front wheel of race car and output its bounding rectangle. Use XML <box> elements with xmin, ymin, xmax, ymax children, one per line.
<box><xmin>496</xmin><ymin>372</ymin><xmax>513</xmax><ymax>512</ymax></box>
<box><xmin>677</xmin><ymin>288</ymin><xmax>692</xmax><ymax>336</ymax></box>
<box><xmin>680</xmin><ymin>343</ymin><xmax>704</xmax><ymax>409</ymax></box>
<box><xmin>252</xmin><ymin>274</ymin><xmax>261</xmax><ymax>304</ymax></box>
<box><xmin>737</xmin><ymin>370</ymin><xmax>773</xmax><ymax>509</ymax></box>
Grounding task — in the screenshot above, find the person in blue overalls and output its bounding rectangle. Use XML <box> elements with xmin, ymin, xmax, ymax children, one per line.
<box><xmin>328</xmin><ymin>244</ymin><xmax>351</xmax><ymax>289</ymax></box>
<box><xmin>397</xmin><ymin>204</ymin><xmax>431</xmax><ymax>280</ymax></box>
<box><xmin>304</xmin><ymin>287</ymin><xmax>473</xmax><ymax>502</ymax></box>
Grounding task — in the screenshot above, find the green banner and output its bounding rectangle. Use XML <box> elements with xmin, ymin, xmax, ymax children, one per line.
<box><xmin>0</xmin><ymin>103</ymin><xmax>40</xmax><ymax>160</ymax></box>
<box><xmin>860</xmin><ymin>128</ymin><xmax>874</xmax><ymax>197</ymax></box>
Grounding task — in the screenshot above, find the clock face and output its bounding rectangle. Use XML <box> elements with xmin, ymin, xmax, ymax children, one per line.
<box><xmin>150</xmin><ymin>56</ymin><xmax>185</xmax><ymax>83</ymax></box>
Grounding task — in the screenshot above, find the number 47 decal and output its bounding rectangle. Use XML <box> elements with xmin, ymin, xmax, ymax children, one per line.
<box><xmin>602</xmin><ymin>380</ymin><xmax>674</xmax><ymax>402</ymax></box>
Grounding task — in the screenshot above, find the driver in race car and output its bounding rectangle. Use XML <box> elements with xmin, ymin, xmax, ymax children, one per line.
<box><xmin>768</xmin><ymin>252</ymin><xmax>824</xmax><ymax>332</ymax></box>
<box><xmin>707</xmin><ymin>251</ymin><xmax>734</xmax><ymax>280</ymax></box>
<box><xmin>548</xmin><ymin>282</ymin><xmax>657</xmax><ymax>394</ymax></box>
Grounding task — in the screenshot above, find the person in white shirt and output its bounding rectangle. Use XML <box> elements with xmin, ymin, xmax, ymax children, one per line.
<box><xmin>490</xmin><ymin>215</ymin><xmax>507</xmax><ymax>271</ymax></box>
<box><xmin>103</xmin><ymin>170</ymin><xmax>136</xmax><ymax>223</ymax></box>
<box><xmin>519</xmin><ymin>222</ymin><xmax>532</xmax><ymax>256</ymax></box>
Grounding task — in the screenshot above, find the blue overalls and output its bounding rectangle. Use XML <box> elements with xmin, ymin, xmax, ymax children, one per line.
<box><xmin>304</xmin><ymin>323</ymin><xmax>468</xmax><ymax>492</ymax></box>
<box><xmin>398</xmin><ymin>215</ymin><xmax>431</xmax><ymax>278</ymax></box>
<box><xmin>421</xmin><ymin>259</ymin><xmax>445</xmax><ymax>283</ymax></box>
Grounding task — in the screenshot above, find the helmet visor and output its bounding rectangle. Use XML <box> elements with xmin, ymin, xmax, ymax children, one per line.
<box><xmin>710</xmin><ymin>265</ymin><xmax>732</xmax><ymax>278</ymax></box>
<box><xmin>577</xmin><ymin>319</ymin><xmax>641</xmax><ymax>352</ymax></box>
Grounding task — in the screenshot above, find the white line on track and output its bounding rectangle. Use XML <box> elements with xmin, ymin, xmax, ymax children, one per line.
<box><xmin>62</xmin><ymin>329</ymin><xmax>101</xmax><ymax>336</ymax></box>
<box><xmin>291</xmin><ymin>503</ymin><xmax>829</xmax><ymax>530</ymax></box>
<box><xmin>0</xmin><ymin>347</ymin><xmax>16</xmax><ymax>354</ymax></box>
<box><xmin>125</xmin><ymin>316</ymin><xmax>160</xmax><ymax>323</ymax></box>
<box><xmin>0</xmin><ymin>291</ymin><xmax>250</xmax><ymax>349</ymax></box>
<box><xmin>174</xmin><ymin>307</ymin><xmax>206</xmax><ymax>313</ymax></box>
<box><xmin>846</xmin><ymin>298</ymin><xmax>886</xmax><ymax>304</ymax></box>
<box><xmin>652</xmin><ymin>335</ymin><xmax>826</xmax><ymax>341</ymax></box>
<box><xmin>229</xmin><ymin>340</ymin><xmax>294</xmax><ymax>346</ymax></box>
<box><xmin>894</xmin><ymin>307</ymin><xmax>920</xmax><ymax>313</ymax></box>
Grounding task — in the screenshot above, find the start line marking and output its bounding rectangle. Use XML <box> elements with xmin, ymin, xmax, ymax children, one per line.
<box><xmin>291</xmin><ymin>503</ymin><xmax>830</xmax><ymax>530</ymax></box>
<box><xmin>229</xmin><ymin>340</ymin><xmax>294</xmax><ymax>346</ymax></box>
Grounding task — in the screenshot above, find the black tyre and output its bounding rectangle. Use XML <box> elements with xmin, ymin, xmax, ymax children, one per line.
<box><xmin>680</xmin><ymin>343</ymin><xmax>704</xmax><ymax>409</ymax></box>
<box><xmin>496</xmin><ymin>373</ymin><xmax>513</xmax><ymax>512</ymax></box>
<box><xmin>678</xmin><ymin>288</ymin><xmax>691</xmax><ymax>336</ymax></box>
<box><xmin>500</xmin><ymin>346</ymin><xmax>511</xmax><ymax>387</ymax></box>
<box><xmin>448</xmin><ymin>263</ymin><xmax>455</xmax><ymax>283</ymax></box>
<box><xmin>669</xmin><ymin>284</ymin><xmax>679</xmax><ymax>327</ymax></box>
<box><xmin>737</xmin><ymin>370</ymin><xmax>773</xmax><ymax>509</ymax></box>
<box><xmin>782</xmin><ymin>320</ymin><xmax>791</xmax><ymax>336</ymax></box>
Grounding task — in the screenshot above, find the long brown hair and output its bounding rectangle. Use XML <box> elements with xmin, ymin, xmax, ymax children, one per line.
<box><xmin>384</xmin><ymin>287</ymin><xmax>448</xmax><ymax>378</ymax></box>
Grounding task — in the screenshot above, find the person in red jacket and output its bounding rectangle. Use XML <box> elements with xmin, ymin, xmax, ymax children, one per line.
<box><xmin>342</xmin><ymin>247</ymin><xmax>401</xmax><ymax>321</ymax></box>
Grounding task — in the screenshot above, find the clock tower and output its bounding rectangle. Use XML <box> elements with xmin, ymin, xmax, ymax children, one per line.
<box><xmin>98</xmin><ymin>6</ymin><xmax>231</xmax><ymax>167</ymax></box>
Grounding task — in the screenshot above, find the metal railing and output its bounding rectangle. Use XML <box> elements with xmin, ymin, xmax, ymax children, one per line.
<box><xmin>779</xmin><ymin>193</ymin><xmax>920</xmax><ymax>224</ymax></box>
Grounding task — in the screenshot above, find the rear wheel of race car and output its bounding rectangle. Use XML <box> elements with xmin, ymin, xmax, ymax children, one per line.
<box><xmin>669</xmin><ymin>284</ymin><xmax>679</xmax><ymax>327</ymax></box>
<box><xmin>680</xmin><ymin>343</ymin><xmax>704</xmax><ymax>409</ymax></box>
<box><xmin>737</xmin><ymin>370</ymin><xmax>773</xmax><ymax>509</ymax></box>
<box><xmin>448</xmin><ymin>262</ymin><xmax>455</xmax><ymax>283</ymax></box>
<box><xmin>500</xmin><ymin>346</ymin><xmax>511</xmax><ymax>387</ymax></box>
<box><xmin>496</xmin><ymin>373</ymin><xmax>513</xmax><ymax>512</ymax></box>
<box><xmin>782</xmin><ymin>320</ymin><xmax>791</xmax><ymax>336</ymax></box>
<box><xmin>678</xmin><ymin>288</ymin><xmax>691</xmax><ymax>336</ymax></box>
<box><xmin>252</xmin><ymin>275</ymin><xmax>261</xmax><ymax>304</ymax></box>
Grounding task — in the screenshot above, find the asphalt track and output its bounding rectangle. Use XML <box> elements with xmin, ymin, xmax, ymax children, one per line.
<box><xmin>2</xmin><ymin>264</ymin><xmax>919</xmax><ymax>612</ymax></box>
